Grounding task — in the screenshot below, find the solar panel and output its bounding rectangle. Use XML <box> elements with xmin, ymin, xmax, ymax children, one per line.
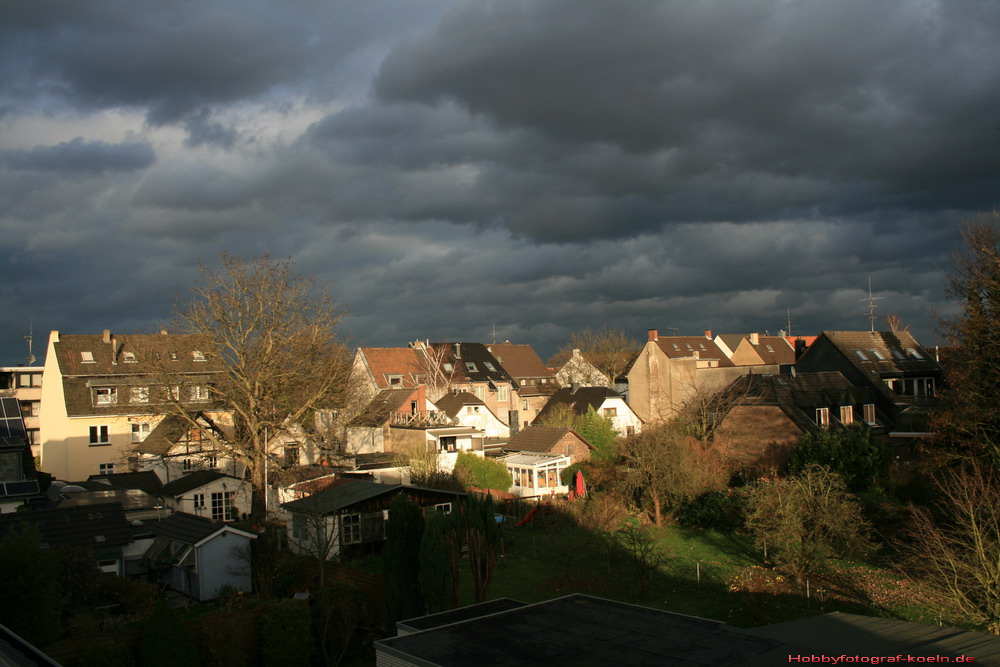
<box><xmin>0</xmin><ymin>398</ymin><xmax>27</xmax><ymax>440</ymax></box>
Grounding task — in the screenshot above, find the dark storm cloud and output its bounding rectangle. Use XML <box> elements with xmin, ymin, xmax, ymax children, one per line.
<box><xmin>373</xmin><ymin>0</ymin><xmax>1000</xmax><ymax>239</ymax></box>
<box><xmin>4</xmin><ymin>137</ymin><xmax>155</xmax><ymax>173</ymax></box>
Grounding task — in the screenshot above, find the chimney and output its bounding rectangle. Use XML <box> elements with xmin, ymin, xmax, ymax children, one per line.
<box><xmin>415</xmin><ymin>385</ymin><xmax>427</xmax><ymax>411</ymax></box>
<box><xmin>571</xmin><ymin>382</ymin><xmax>579</xmax><ymax>394</ymax></box>
<box><xmin>750</xmin><ymin>332</ymin><xmax>759</xmax><ymax>345</ymax></box>
<box><xmin>111</xmin><ymin>334</ymin><xmax>118</xmax><ymax>365</ymax></box>
<box><xmin>159</xmin><ymin>329</ymin><xmax>168</xmax><ymax>336</ymax></box>
<box><xmin>704</xmin><ymin>329</ymin><xmax>712</xmax><ymax>339</ymax></box>
<box><xmin>102</xmin><ymin>329</ymin><xmax>111</xmax><ymax>344</ymax></box>
<box><xmin>647</xmin><ymin>329</ymin><xmax>658</xmax><ymax>341</ymax></box>
<box><xmin>453</xmin><ymin>343</ymin><xmax>461</xmax><ymax>358</ymax></box>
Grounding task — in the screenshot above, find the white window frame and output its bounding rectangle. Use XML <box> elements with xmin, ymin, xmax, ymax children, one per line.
<box><xmin>123</xmin><ymin>351</ymin><xmax>137</xmax><ymax>363</ymax></box>
<box><xmin>342</xmin><ymin>514</ymin><xmax>362</xmax><ymax>544</ymax></box>
<box><xmin>98</xmin><ymin>463</ymin><xmax>114</xmax><ymax>475</ymax></box>
<box><xmin>193</xmin><ymin>493</ymin><xmax>205</xmax><ymax>509</ymax></box>
<box><xmin>130</xmin><ymin>386</ymin><xmax>149</xmax><ymax>403</ymax></box>
<box><xmin>840</xmin><ymin>405</ymin><xmax>853</xmax><ymax>426</ymax></box>
<box><xmin>89</xmin><ymin>425</ymin><xmax>110</xmax><ymax>445</ymax></box>
<box><xmin>94</xmin><ymin>387</ymin><xmax>118</xmax><ymax>405</ymax></box>
<box><xmin>131</xmin><ymin>422</ymin><xmax>150</xmax><ymax>443</ymax></box>
<box><xmin>434</xmin><ymin>502</ymin><xmax>452</xmax><ymax>514</ymax></box>
<box><xmin>815</xmin><ymin>408</ymin><xmax>830</xmax><ymax>428</ymax></box>
<box><xmin>211</xmin><ymin>491</ymin><xmax>234</xmax><ymax>521</ymax></box>
<box><xmin>863</xmin><ymin>404</ymin><xmax>876</xmax><ymax>425</ymax></box>
<box><xmin>498</xmin><ymin>385</ymin><xmax>509</xmax><ymax>402</ymax></box>
<box><xmin>192</xmin><ymin>350</ymin><xmax>206</xmax><ymax>362</ymax></box>
<box><xmin>189</xmin><ymin>385</ymin><xmax>207</xmax><ymax>402</ymax></box>
<box><xmin>81</xmin><ymin>351</ymin><xmax>95</xmax><ymax>363</ymax></box>
<box><xmin>465</xmin><ymin>362</ymin><xmax>478</xmax><ymax>373</ymax></box>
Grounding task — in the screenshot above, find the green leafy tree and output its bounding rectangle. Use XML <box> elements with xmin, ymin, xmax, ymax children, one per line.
<box><xmin>0</xmin><ymin>523</ymin><xmax>61</xmax><ymax>647</ymax></box>
<box><xmin>788</xmin><ymin>426</ymin><xmax>888</xmax><ymax>491</ymax></box>
<box><xmin>420</xmin><ymin>509</ymin><xmax>461</xmax><ymax>614</ymax></box>
<box><xmin>465</xmin><ymin>493</ymin><xmax>500</xmax><ymax>603</ymax></box>
<box><xmin>384</xmin><ymin>493</ymin><xmax>425</xmax><ymax>631</ymax></box>
<box><xmin>539</xmin><ymin>404</ymin><xmax>619</xmax><ymax>464</ymax></box>
<box><xmin>745</xmin><ymin>465</ymin><xmax>869</xmax><ymax>581</ymax></box>
<box><xmin>453</xmin><ymin>451</ymin><xmax>513</xmax><ymax>491</ymax></box>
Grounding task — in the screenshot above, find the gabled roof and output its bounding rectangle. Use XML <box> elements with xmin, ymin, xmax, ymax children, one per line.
<box><xmin>534</xmin><ymin>386</ymin><xmax>627</xmax><ymax>421</ymax></box>
<box><xmin>806</xmin><ymin>331</ymin><xmax>941</xmax><ymax>375</ymax></box>
<box><xmin>434</xmin><ymin>391</ymin><xmax>485</xmax><ymax>419</ymax></box>
<box><xmin>158</xmin><ymin>470</ymin><xmax>240</xmax><ymax>497</ymax></box>
<box><xmin>281</xmin><ymin>479</ymin><xmax>464</xmax><ymax>515</ymax></box>
<box><xmin>357</xmin><ymin>347</ymin><xmax>426</xmax><ymax>390</ymax></box>
<box><xmin>489</xmin><ymin>343</ymin><xmax>554</xmax><ymax>380</ymax></box>
<box><xmin>505</xmin><ymin>426</ymin><xmax>591</xmax><ymax>454</ymax></box>
<box><xmin>651</xmin><ymin>336</ymin><xmax>733</xmax><ymax>366</ymax></box>
<box><xmin>133</xmin><ymin>412</ymin><xmax>222</xmax><ymax>456</ymax></box>
<box><xmin>148</xmin><ymin>511</ymin><xmax>255</xmax><ymax>546</ymax></box>
<box><xmin>0</xmin><ymin>502</ymin><xmax>132</xmax><ymax>549</ymax></box>
<box><xmin>351</xmin><ymin>388</ymin><xmax>422</xmax><ymax>426</ymax></box>
<box><xmin>428</xmin><ymin>343</ymin><xmax>514</xmax><ymax>384</ymax></box>
<box><xmin>724</xmin><ymin>372</ymin><xmax>875</xmax><ymax>433</ymax></box>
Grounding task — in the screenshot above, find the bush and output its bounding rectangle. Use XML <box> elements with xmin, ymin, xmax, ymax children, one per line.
<box><xmin>260</xmin><ymin>599</ymin><xmax>312</xmax><ymax>667</ymax></box>
<box><xmin>454</xmin><ymin>452</ymin><xmax>512</xmax><ymax>491</ymax></box>
<box><xmin>78</xmin><ymin>638</ymin><xmax>135</xmax><ymax>667</ymax></box>
<box><xmin>676</xmin><ymin>490</ymin><xmax>747</xmax><ymax>531</ymax></box>
<box><xmin>139</xmin><ymin>601</ymin><xmax>200</xmax><ymax>667</ymax></box>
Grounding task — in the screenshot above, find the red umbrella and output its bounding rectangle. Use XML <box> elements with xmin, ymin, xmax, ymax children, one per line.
<box><xmin>575</xmin><ymin>470</ymin><xmax>586</xmax><ymax>498</ymax></box>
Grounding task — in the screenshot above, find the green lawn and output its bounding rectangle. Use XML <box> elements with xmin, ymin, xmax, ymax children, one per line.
<box><xmin>467</xmin><ymin>507</ymin><xmax>960</xmax><ymax>630</ymax></box>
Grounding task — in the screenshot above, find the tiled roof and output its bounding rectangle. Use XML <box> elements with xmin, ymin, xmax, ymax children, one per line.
<box><xmin>158</xmin><ymin>470</ymin><xmax>240</xmax><ymax>497</ymax></box>
<box><xmin>489</xmin><ymin>343</ymin><xmax>554</xmax><ymax>380</ymax></box>
<box><xmin>428</xmin><ymin>343</ymin><xmax>514</xmax><ymax>384</ymax></box>
<box><xmin>54</xmin><ymin>333</ymin><xmax>223</xmax><ymax>377</ymax></box>
<box><xmin>742</xmin><ymin>336</ymin><xmax>796</xmax><ymax>365</ymax></box>
<box><xmin>505</xmin><ymin>426</ymin><xmax>590</xmax><ymax>454</ymax></box>
<box><xmin>434</xmin><ymin>391</ymin><xmax>485</xmax><ymax>419</ymax></box>
<box><xmin>87</xmin><ymin>471</ymin><xmax>163</xmax><ymax>495</ymax></box>
<box><xmin>352</xmin><ymin>388</ymin><xmax>421</xmax><ymax>426</ymax></box>
<box><xmin>535</xmin><ymin>387</ymin><xmax>624</xmax><ymax>420</ymax></box>
<box><xmin>648</xmin><ymin>336</ymin><xmax>733</xmax><ymax>366</ymax></box>
<box><xmin>148</xmin><ymin>511</ymin><xmax>229</xmax><ymax>544</ymax></box>
<box><xmin>358</xmin><ymin>347</ymin><xmax>426</xmax><ymax>390</ymax></box>
<box><xmin>726</xmin><ymin>372</ymin><xmax>874</xmax><ymax>433</ymax></box>
<box><xmin>814</xmin><ymin>331</ymin><xmax>941</xmax><ymax>374</ymax></box>
<box><xmin>0</xmin><ymin>502</ymin><xmax>132</xmax><ymax>549</ymax></box>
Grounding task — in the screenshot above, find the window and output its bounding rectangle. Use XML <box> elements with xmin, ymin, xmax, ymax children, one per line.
<box><xmin>522</xmin><ymin>399</ymin><xmax>529</xmax><ymax>411</ymax></box>
<box><xmin>94</xmin><ymin>387</ymin><xmax>118</xmax><ymax>405</ymax></box>
<box><xmin>387</xmin><ymin>374</ymin><xmax>403</xmax><ymax>386</ymax></box>
<box><xmin>440</xmin><ymin>436</ymin><xmax>457</xmax><ymax>452</ymax></box>
<box><xmin>603</xmin><ymin>407</ymin><xmax>618</xmax><ymax>417</ymax></box>
<box><xmin>473</xmin><ymin>385</ymin><xmax>485</xmax><ymax>401</ymax></box>
<box><xmin>164</xmin><ymin>385</ymin><xmax>180</xmax><ymax>401</ymax></box>
<box><xmin>20</xmin><ymin>401</ymin><xmax>39</xmax><ymax>418</ymax></box>
<box><xmin>16</xmin><ymin>373</ymin><xmax>41</xmax><ymax>388</ymax></box>
<box><xmin>483</xmin><ymin>362</ymin><xmax>496</xmax><ymax>372</ymax></box>
<box><xmin>80</xmin><ymin>351</ymin><xmax>95</xmax><ymax>363</ymax></box>
<box><xmin>189</xmin><ymin>385</ymin><xmax>207</xmax><ymax>402</ymax></box>
<box><xmin>890</xmin><ymin>348</ymin><xmax>906</xmax><ymax>361</ymax></box>
<box><xmin>122</xmin><ymin>351</ymin><xmax>137</xmax><ymax>363</ymax></box>
<box><xmin>815</xmin><ymin>408</ymin><xmax>830</xmax><ymax>428</ymax></box>
<box><xmin>211</xmin><ymin>491</ymin><xmax>235</xmax><ymax>521</ymax></box>
<box><xmin>168</xmin><ymin>352</ymin><xmax>178</xmax><ymax>361</ymax></box>
<box><xmin>193</xmin><ymin>493</ymin><xmax>205</xmax><ymax>509</ymax></box>
<box><xmin>443</xmin><ymin>363</ymin><xmax>453</xmax><ymax>372</ymax></box>
<box><xmin>434</xmin><ymin>502</ymin><xmax>452</xmax><ymax>514</ymax></box>
<box><xmin>89</xmin><ymin>425</ymin><xmax>109</xmax><ymax>445</ymax></box>
<box><xmin>342</xmin><ymin>514</ymin><xmax>362</xmax><ymax>544</ymax></box>
<box><xmin>183</xmin><ymin>458</ymin><xmax>193</xmax><ymax>471</ymax></box>
<box><xmin>206</xmin><ymin>454</ymin><xmax>218</xmax><ymax>468</ymax></box>
<box><xmin>626</xmin><ymin>426</ymin><xmax>636</xmax><ymax>436</ymax></box>
<box><xmin>192</xmin><ymin>350</ymin><xmax>206</xmax><ymax>362</ymax></box>
<box><xmin>130</xmin><ymin>386</ymin><xmax>149</xmax><ymax>403</ymax></box>
<box><xmin>766</xmin><ymin>345</ymin><xmax>774</xmax><ymax>353</ymax></box>
<box><xmin>465</xmin><ymin>362</ymin><xmax>478</xmax><ymax>372</ymax></box>
<box><xmin>131</xmin><ymin>423</ymin><xmax>150</xmax><ymax>443</ymax></box>
<box><xmin>284</xmin><ymin>445</ymin><xmax>300</xmax><ymax>467</ymax></box>
<box><xmin>864</xmin><ymin>404</ymin><xmax>876</xmax><ymax>425</ymax></box>
<box><xmin>869</xmin><ymin>349</ymin><xmax>886</xmax><ymax>361</ymax></box>
<box><xmin>26</xmin><ymin>429</ymin><xmax>39</xmax><ymax>446</ymax></box>
<box><xmin>498</xmin><ymin>385</ymin><xmax>509</xmax><ymax>402</ymax></box>
<box><xmin>98</xmin><ymin>463</ymin><xmax>114</xmax><ymax>475</ymax></box>
<box><xmin>840</xmin><ymin>406</ymin><xmax>853</xmax><ymax>426</ymax></box>
<box><xmin>852</xmin><ymin>350</ymin><xmax>869</xmax><ymax>361</ymax></box>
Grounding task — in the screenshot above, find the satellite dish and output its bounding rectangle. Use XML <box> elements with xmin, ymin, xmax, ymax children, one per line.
<box><xmin>59</xmin><ymin>485</ymin><xmax>87</xmax><ymax>493</ymax></box>
<box><xmin>27</xmin><ymin>354</ymin><xmax>35</xmax><ymax>365</ymax></box>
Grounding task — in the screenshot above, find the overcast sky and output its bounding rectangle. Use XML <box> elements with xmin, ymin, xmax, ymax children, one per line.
<box><xmin>2</xmin><ymin>0</ymin><xmax>998</xmax><ymax>365</ymax></box>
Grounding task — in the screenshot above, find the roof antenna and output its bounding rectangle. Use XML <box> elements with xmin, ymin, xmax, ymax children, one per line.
<box><xmin>492</xmin><ymin>323</ymin><xmax>496</xmax><ymax>345</ymax></box>
<box><xmin>25</xmin><ymin>319</ymin><xmax>35</xmax><ymax>365</ymax></box>
<box><xmin>860</xmin><ymin>277</ymin><xmax>883</xmax><ymax>332</ymax></box>
<box><xmin>785</xmin><ymin>308</ymin><xmax>793</xmax><ymax>337</ymax></box>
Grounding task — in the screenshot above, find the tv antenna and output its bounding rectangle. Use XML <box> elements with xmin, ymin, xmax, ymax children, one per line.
<box><xmin>25</xmin><ymin>319</ymin><xmax>35</xmax><ymax>365</ymax></box>
<box><xmin>860</xmin><ymin>277</ymin><xmax>883</xmax><ymax>332</ymax></box>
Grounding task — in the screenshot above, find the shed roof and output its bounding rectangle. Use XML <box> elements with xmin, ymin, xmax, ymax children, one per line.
<box><xmin>0</xmin><ymin>502</ymin><xmax>131</xmax><ymax>549</ymax></box>
<box><xmin>148</xmin><ymin>511</ymin><xmax>255</xmax><ymax>546</ymax></box>
<box><xmin>158</xmin><ymin>470</ymin><xmax>240</xmax><ymax>497</ymax></box>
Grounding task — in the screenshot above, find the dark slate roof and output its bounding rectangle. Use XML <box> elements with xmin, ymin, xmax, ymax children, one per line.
<box><xmin>158</xmin><ymin>470</ymin><xmax>239</xmax><ymax>497</ymax></box>
<box><xmin>808</xmin><ymin>330</ymin><xmax>942</xmax><ymax>375</ymax></box>
<box><xmin>535</xmin><ymin>386</ymin><xmax>624</xmax><ymax>421</ymax></box>
<box><xmin>505</xmin><ymin>426</ymin><xmax>590</xmax><ymax>454</ymax></box>
<box><xmin>87</xmin><ymin>471</ymin><xmax>163</xmax><ymax>495</ymax></box>
<box><xmin>376</xmin><ymin>594</ymin><xmax>794</xmax><ymax>666</ymax></box>
<box><xmin>433</xmin><ymin>391</ymin><xmax>485</xmax><ymax>419</ymax></box>
<box><xmin>281</xmin><ymin>479</ymin><xmax>464</xmax><ymax>515</ymax></box>
<box><xmin>429</xmin><ymin>342</ymin><xmax>514</xmax><ymax>384</ymax></box>
<box><xmin>0</xmin><ymin>502</ymin><xmax>131</xmax><ymax>549</ymax></box>
<box><xmin>724</xmin><ymin>372</ymin><xmax>875</xmax><ymax>433</ymax></box>
<box><xmin>488</xmin><ymin>343</ymin><xmax>554</xmax><ymax>380</ymax></box>
<box><xmin>398</xmin><ymin>598</ymin><xmax>529</xmax><ymax>633</ymax></box>
<box><xmin>148</xmin><ymin>511</ymin><xmax>227</xmax><ymax>544</ymax></box>
<box><xmin>60</xmin><ymin>489</ymin><xmax>163</xmax><ymax>512</ymax></box>
<box><xmin>133</xmin><ymin>412</ymin><xmax>222</xmax><ymax>455</ymax></box>
<box><xmin>0</xmin><ymin>398</ymin><xmax>27</xmax><ymax>441</ymax></box>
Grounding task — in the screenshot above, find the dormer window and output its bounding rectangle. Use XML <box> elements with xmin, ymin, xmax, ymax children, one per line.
<box><xmin>169</xmin><ymin>352</ymin><xmax>179</xmax><ymax>361</ymax></box>
<box><xmin>94</xmin><ymin>387</ymin><xmax>117</xmax><ymax>405</ymax></box>
<box><xmin>192</xmin><ymin>350</ymin><xmax>206</xmax><ymax>362</ymax></box>
<box><xmin>443</xmin><ymin>363</ymin><xmax>454</xmax><ymax>372</ymax></box>
<box><xmin>387</xmin><ymin>374</ymin><xmax>403</xmax><ymax>386</ymax></box>
<box><xmin>81</xmin><ymin>351</ymin><xmax>95</xmax><ymax>363</ymax></box>
<box><xmin>815</xmin><ymin>407</ymin><xmax>830</xmax><ymax>428</ymax></box>
<box><xmin>890</xmin><ymin>349</ymin><xmax>906</xmax><ymax>361</ymax></box>
<box><xmin>465</xmin><ymin>362</ymin><xmax>478</xmax><ymax>372</ymax></box>
<box><xmin>123</xmin><ymin>351</ymin><xmax>137</xmax><ymax>363</ymax></box>
<box><xmin>840</xmin><ymin>406</ymin><xmax>854</xmax><ymax>425</ymax></box>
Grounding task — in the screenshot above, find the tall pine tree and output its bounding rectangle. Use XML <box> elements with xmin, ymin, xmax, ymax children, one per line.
<box><xmin>384</xmin><ymin>493</ymin><xmax>425</xmax><ymax>633</ymax></box>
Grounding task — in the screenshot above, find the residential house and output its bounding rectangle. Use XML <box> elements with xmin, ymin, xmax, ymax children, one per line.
<box><xmin>534</xmin><ymin>386</ymin><xmax>642</xmax><ymax>436</ymax></box>
<box><xmin>504</xmin><ymin>425</ymin><xmax>593</xmax><ymax>464</ymax></box>
<box><xmin>793</xmin><ymin>331</ymin><xmax>942</xmax><ymax>452</ymax></box>
<box><xmin>38</xmin><ymin>329</ymin><xmax>230</xmax><ymax>481</ymax></box>
<box><xmin>714</xmin><ymin>333</ymin><xmax>795</xmax><ymax>367</ymax></box>
<box><xmin>156</xmin><ymin>470</ymin><xmax>250</xmax><ymax>522</ymax></box>
<box><xmin>0</xmin><ymin>397</ymin><xmax>47</xmax><ymax>512</ymax></box>
<box><xmin>0</xmin><ymin>366</ymin><xmax>43</xmax><ymax>460</ymax></box>
<box><xmin>282</xmin><ymin>479</ymin><xmax>464</xmax><ymax>559</ymax></box>
<box><xmin>627</xmin><ymin>329</ymin><xmax>766</xmax><ymax>424</ymax></box>
<box><xmin>555</xmin><ymin>349</ymin><xmax>611</xmax><ymax>388</ymax></box>
<box><xmin>490</xmin><ymin>342</ymin><xmax>559</xmax><ymax>432</ymax></box>
<box><xmin>0</xmin><ymin>501</ymin><xmax>132</xmax><ymax>575</ymax></box>
<box><xmin>499</xmin><ymin>452</ymin><xmax>572</xmax><ymax>497</ymax></box>
<box><xmin>434</xmin><ymin>391</ymin><xmax>510</xmax><ymax>441</ymax></box>
<box><xmin>131</xmin><ymin>412</ymin><xmax>240</xmax><ymax>483</ymax></box>
<box><xmin>713</xmin><ymin>371</ymin><xmax>881</xmax><ymax>475</ymax></box>
<box><xmin>146</xmin><ymin>512</ymin><xmax>256</xmax><ymax>601</ymax></box>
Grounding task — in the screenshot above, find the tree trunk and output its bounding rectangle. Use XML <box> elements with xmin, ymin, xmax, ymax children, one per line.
<box><xmin>250</xmin><ymin>451</ymin><xmax>268</xmax><ymax>523</ymax></box>
<box><xmin>652</xmin><ymin>490</ymin><xmax>662</xmax><ymax>527</ymax></box>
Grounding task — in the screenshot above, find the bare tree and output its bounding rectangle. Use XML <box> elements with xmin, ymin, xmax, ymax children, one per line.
<box><xmin>287</xmin><ymin>496</ymin><xmax>341</xmax><ymax>588</ymax></box>
<box><xmin>902</xmin><ymin>460</ymin><xmax>1000</xmax><ymax>633</ymax></box>
<box><xmin>155</xmin><ymin>253</ymin><xmax>354</xmax><ymax>520</ymax></box>
<box><xmin>551</xmin><ymin>327</ymin><xmax>641</xmax><ymax>385</ymax></box>
<box><xmin>414</xmin><ymin>341</ymin><xmax>458</xmax><ymax>403</ymax></box>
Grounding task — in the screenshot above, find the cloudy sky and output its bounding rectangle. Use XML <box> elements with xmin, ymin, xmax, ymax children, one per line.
<box><xmin>2</xmin><ymin>0</ymin><xmax>998</xmax><ymax>365</ymax></box>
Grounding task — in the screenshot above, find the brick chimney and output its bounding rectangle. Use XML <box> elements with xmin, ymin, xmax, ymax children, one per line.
<box><xmin>102</xmin><ymin>329</ymin><xmax>111</xmax><ymax>344</ymax></box>
<box><xmin>750</xmin><ymin>332</ymin><xmax>759</xmax><ymax>345</ymax></box>
<box><xmin>704</xmin><ymin>329</ymin><xmax>712</xmax><ymax>339</ymax></box>
<box><xmin>647</xmin><ymin>329</ymin><xmax>658</xmax><ymax>341</ymax></box>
